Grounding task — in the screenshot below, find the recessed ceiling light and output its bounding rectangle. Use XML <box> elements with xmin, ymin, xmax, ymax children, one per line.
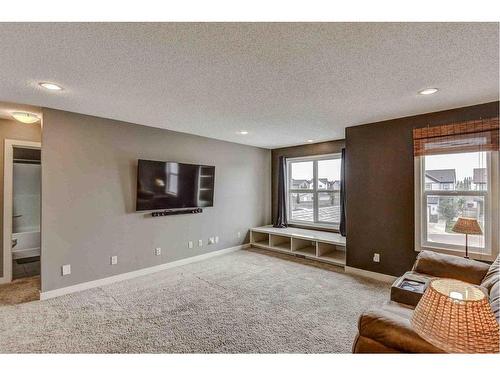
<box><xmin>418</xmin><ymin>88</ymin><xmax>438</xmax><ymax>95</ymax></box>
<box><xmin>307</xmin><ymin>139</ymin><xmax>314</xmax><ymax>143</ymax></box>
<box><xmin>39</xmin><ymin>82</ymin><xmax>63</xmax><ymax>91</ymax></box>
<box><xmin>238</xmin><ymin>130</ymin><xmax>249</xmax><ymax>135</ymax></box>
<box><xmin>11</xmin><ymin>112</ymin><xmax>40</xmax><ymax>124</ymax></box>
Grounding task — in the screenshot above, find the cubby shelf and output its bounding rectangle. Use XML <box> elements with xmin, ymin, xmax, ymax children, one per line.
<box><xmin>317</xmin><ymin>250</ymin><xmax>346</xmax><ymax>265</ymax></box>
<box><xmin>250</xmin><ymin>225</ymin><xmax>346</xmax><ymax>267</ymax></box>
<box><xmin>293</xmin><ymin>246</ymin><xmax>317</xmax><ymax>257</ymax></box>
<box><xmin>253</xmin><ymin>240</ymin><xmax>270</xmax><ymax>248</ymax></box>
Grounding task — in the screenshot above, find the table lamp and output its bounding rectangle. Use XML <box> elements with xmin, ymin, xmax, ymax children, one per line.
<box><xmin>411</xmin><ymin>279</ymin><xmax>499</xmax><ymax>353</ymax></box>
<box><xmin>452</xmin><ymin>217</ymin><xmax>482</xmax><ymax>259</ymax></box>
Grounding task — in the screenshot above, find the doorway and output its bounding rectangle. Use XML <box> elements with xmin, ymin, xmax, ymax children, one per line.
<box><xmin>1</xmin><ymin>140</ymin><xmax>41</xmax><ymax>299</ymax></box>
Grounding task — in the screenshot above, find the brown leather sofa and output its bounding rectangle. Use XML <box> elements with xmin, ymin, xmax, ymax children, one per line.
<box><xmin>352</xmin><ymin>250</ymin><xmax>499</xmax><ymax>353</ymax></box>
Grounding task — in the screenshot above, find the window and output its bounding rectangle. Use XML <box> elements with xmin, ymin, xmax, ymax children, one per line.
<box><xmin>287</xmin><ymin>154</ymin><xmax>341</xmax><ymax>228</ymax></box>
<box><xmin>415</xmin><ymin>151</ymin><xmax>499</xmax><ymax>260</ymax></box>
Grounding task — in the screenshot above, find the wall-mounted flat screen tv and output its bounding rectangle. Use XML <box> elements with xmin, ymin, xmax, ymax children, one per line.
<box><xmin>136</xmin><ymin>159</ymin><xmax>215</xmax><ymax>211</ymax></box>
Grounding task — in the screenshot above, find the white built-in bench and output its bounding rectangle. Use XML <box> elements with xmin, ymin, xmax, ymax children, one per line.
<box><xmin>250</xmin><ymin>225</ymin><xmax>346</xmax><ymax>267</ymax></box>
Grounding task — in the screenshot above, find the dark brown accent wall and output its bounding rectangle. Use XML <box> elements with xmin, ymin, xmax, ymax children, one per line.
<box><xmin>271</xmin><ymin>140</ymin><xmax>345</xmax><ymax>229</ymax></box>
<box><xmin>345</xmin><ymin>101</ymin><xmax>499</xmax><ymax>277</ymax></box>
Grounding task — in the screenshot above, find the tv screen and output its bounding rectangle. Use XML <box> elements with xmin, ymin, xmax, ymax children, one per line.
<box><xmin>136</xmin><ymin>159</ymin><xmax>215</xmax><ymax>211</ymax></box>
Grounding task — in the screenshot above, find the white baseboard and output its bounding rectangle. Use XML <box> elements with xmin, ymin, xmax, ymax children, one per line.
<box><xmin>40</xmin><ymin>244</ymin><xmax>249</xmax><ymax>300</ymax></box>
<box><xmin>344</xmin><ymin>266</ymin><xmax>397</xmax><ymax>283</ymax></box>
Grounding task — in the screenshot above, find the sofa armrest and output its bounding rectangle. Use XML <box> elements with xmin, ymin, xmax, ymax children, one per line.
<box><xmin>357</xmin><ymin>304</ymin><xmax>444</xmax><ymax>353</ymax></box>
<box><xmin>413</xmin><ymin>250</ymin><xmax>489</xmax><ymax>285</ymax></box>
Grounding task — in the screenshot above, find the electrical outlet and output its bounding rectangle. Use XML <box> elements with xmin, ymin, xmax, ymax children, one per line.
<box><xmin>62</xmin><ymin>264</ymin><xmax>71</xmax><ymax>276</ymax></box>
<box><xmin>373</xmin><ymin>253</ymin><xmax>380</xmax><ymax>263</ymax></box>
<box><xmin>110</xmin><ymin>255</ymin><xmax>118</xmax><ymax>265</ymax></box>
<box><xmin>155</xmin><ymin>247</ymin><xmax>161</xmax><ymax>256</ymax></box>
<box><xmin>188</xmin><ymin>241</ymin><xmax>194</xmax><ymax>249</ymax></box>
<box><xmin>198</xmin><ymin>239</ymin><xmax>203</xmax><ymax>247</ymax></box>
<box><xmin>215</xmin><ymin>236</ymin><xmax>219</xmax><ymax>244</ymax></box>
<box><xmin>208</xmin><ymin>237</ymin><xmax>215</xmax><ymax>245</ymax></box>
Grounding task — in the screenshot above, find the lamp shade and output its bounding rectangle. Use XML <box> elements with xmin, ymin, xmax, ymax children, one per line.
<box><xmin>452</xmin><ymin>217</ymin><xmax>483</xmax><ymax>235</ymax></box>
<box><xmin>411</xmin><ymin>279</ymin><xmax>499</xmax><ymax>353</ymax></box>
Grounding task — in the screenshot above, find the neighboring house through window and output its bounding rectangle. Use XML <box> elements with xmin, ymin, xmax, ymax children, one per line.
<box><xmin>286</xmin><ymin>154</ymin><xmax>341</xmax><ymax>228</ymax></box>
<box><xmin>473</xmin><ymin>168</ymin><xmax>487</xmax><ymax>191</ymax></box>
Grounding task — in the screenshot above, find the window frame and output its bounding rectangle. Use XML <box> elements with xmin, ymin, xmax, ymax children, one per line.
<box><xmin>414</xmin><ymin>151</ymin><xmax>499</xmax><ymax>261</ymax></box>
<box><xmin>286</xmin><ymin>153</ymin><xmax>341</xmax><ymax>229</ymax></box>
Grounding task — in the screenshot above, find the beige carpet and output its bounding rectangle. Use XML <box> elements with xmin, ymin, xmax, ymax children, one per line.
<box><xmin>0</xmin><ymin>249</ymin><xmax>390</xmax><ymax>353</ymax></box>
<box><xmin>0</xmin><ymin>275</ymin><xmax>40</xmax><ymax>305</ymax></box>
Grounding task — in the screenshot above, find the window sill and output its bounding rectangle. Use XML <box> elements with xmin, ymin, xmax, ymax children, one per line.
<box><xmin>415</xmin><ymin>245</ymin><xmax>496</xmax><ymax>262</ymax></box>
<box><xmin>288</xmin><ymin>222</ymin><xmax>340</xmax><ymax>233</ymax></box>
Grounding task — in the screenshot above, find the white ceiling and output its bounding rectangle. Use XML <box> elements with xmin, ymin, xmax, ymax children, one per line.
<box><xmin>0</xmin><ymin>23</ymin><xmax>498</xmax><ymax>148</ymax></box>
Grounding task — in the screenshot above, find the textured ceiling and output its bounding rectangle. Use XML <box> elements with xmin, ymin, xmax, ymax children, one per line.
<box><xmin>0</xmin><ymin>23</ymin><xmax>498</xmax><ymax>148</ymax></box>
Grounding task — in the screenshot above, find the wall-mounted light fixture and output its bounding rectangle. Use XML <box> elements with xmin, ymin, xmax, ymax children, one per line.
<box><xmin>11</xmin><ymin>112</ymin><xmax>40</xmax><ymax>124</ymax></box>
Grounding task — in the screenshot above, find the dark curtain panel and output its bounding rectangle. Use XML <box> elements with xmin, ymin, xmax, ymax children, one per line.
<box><xmin>339</xmin><ymin>148</ymin><xmax>347</xmax><ymax>237</ymax></box>
<box><xmin>273</xmin><ymin>156</ymin><xmax>288</xmax><ymax>228</ymax></box>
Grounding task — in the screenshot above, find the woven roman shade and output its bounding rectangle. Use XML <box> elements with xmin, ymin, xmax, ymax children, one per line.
<box><xmin>413</xmin><ymin>117</ymin><xmax>499</xmax><ymax>156</ymax></box>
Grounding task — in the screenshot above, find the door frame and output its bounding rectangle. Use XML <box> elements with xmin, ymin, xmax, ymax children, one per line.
<box><xmin>0</xmin><ymin>139</ymin><xmax>41</xmax><ymax>284</ymax></box>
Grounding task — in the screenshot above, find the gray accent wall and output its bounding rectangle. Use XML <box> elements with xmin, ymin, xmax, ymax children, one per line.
<box><xmin>41</xmin><ymin>109</ymin><xmax>271</xmax><ymax>292</ymax></box>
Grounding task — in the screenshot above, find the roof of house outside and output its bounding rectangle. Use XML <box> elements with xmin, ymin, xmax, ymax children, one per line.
<box><xmin>425</xmin><ymin>169</ymin><xmax>456</xmax><ymax>183</ymax></box>
<box><xmin>291</xmin><ymin>179</ymin><xmax>311</xmax><ymax>188</ymax></box>
<box><xmin>291</xmin><ymin>179</ymin><xmax>341</xmax><ymax>190</ymax></box>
